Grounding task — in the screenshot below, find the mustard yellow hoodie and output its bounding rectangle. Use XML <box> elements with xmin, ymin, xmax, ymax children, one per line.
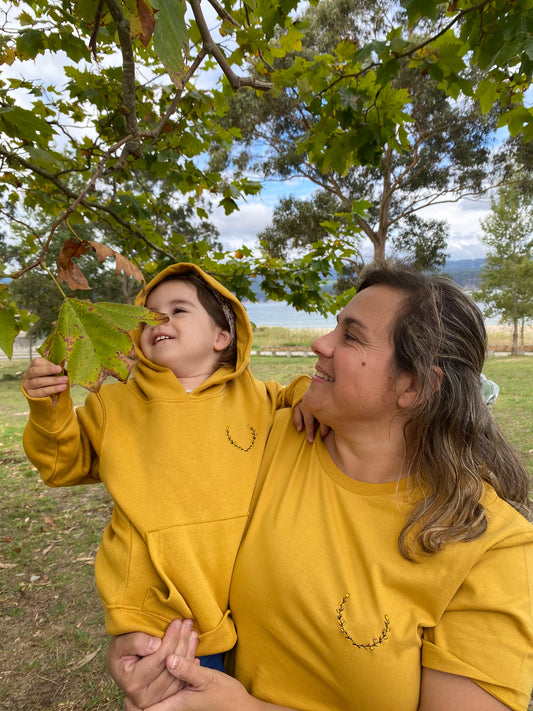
<box><xmin>23</xmin><ymin>263</ymin><xmax>309</xmax><ymax>654</ymax></box>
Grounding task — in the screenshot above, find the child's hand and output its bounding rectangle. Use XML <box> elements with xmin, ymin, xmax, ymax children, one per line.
<box><xmin>293</xmin><ymin>401</ymin><xmax>330</xmax><ymax>443</ymax></box>
<box><xmin>22</xmin><ymin>357</ymin><xmax>69</xmax><ymax>399</ymax></box>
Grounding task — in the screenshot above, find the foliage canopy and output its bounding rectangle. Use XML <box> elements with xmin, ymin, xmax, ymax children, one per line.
<box><xmin>0</xmin><ymin>0</ymin><xmax>532</xmax><ymax>386</ymax></box>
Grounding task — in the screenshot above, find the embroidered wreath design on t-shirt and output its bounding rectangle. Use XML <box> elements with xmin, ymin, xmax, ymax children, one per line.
<box><xmin>336</xmin><ymin>593</ymin><xmax>391</xmax><ymax>650</ymax></box>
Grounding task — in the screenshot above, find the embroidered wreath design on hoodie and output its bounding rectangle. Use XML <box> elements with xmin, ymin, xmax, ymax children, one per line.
<box><xmin>225</xmin><ymin>425</ymin><xmax>257</xmax><ymax>452</ymax></box>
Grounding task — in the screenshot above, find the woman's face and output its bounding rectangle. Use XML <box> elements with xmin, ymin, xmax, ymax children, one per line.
<box><xmin>303</xmin><ymin>284</ymin><xmax>415</xmax><ymax>430</ymax></box>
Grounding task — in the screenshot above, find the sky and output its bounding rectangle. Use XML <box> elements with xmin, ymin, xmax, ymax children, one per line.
<box><xmin>210</xmin><ymin>178</ymin><xmax>491</xmax><ymax>262</ymax></box>
<box><xmin>2</xmin><ymin>2</ymin><xmax>493</xmax><ymax>264</ymax></box>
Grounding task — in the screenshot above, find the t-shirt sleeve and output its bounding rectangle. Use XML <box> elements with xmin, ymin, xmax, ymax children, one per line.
<box><xmin>422</xmin><ymin>532</ymin><xmax>533</xmax><ymax>711</ymax></box>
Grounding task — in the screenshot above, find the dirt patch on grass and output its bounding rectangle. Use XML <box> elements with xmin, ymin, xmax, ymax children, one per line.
<box><xmin>0</xmin><ymin>586</ymin><xmax>119</xmax><ymax>710</ymax></box>
<box><xmin>0</xmin><ymin>454</ymin><xmax>123</xmax><ymax>710</ymax></box>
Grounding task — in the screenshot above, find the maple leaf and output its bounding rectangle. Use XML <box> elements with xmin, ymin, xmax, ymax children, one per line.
<box><xmin>90</xmin><ymin>241</ymin><xmax>144</xmax><ymax>282</ymax></box>
<box><xmin>38</xmin><ymin>298</ymin><xmax>167</xmax><ymax>392</ymax></box>
<box><xmin>56</xmin><ymin>238</ymin><xmax>92</xmax><ymax>291</ymax></box>
<box><xmin>57</xmin><ymin>238</ymin><xmax>145</xmax><ymax>291</ymax></box>
<box><xmin>0</xmin><ymin>306</ymin><xmax>17</xmax><ymax>358</ymax></box>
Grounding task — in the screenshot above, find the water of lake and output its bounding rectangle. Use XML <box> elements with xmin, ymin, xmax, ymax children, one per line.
<box><xmin>244</xmin><ymin>301</ymin><xmax>337</xmax><ymax>329</ymax></box>
<box><xmin>244</xmin><ymin>300</ymin><xmax>498</xmax><ymax>328</ymax></box>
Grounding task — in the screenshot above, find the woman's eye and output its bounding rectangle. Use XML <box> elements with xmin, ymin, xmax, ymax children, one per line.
<box><xmin>344</xmin><ymin>332</ymin><xmax>359</xmax><ymax>343</ymax></box>
<box><xmin>172</xmin><ymin>307</ymin><xmax>185</xmax><ymax>315</ymax></box>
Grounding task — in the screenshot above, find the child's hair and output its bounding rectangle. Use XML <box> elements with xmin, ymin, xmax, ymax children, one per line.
<box><xmin>151</xmin><ymin>272</ymin><xmax>237</xmax><ymax>369</ymax></box>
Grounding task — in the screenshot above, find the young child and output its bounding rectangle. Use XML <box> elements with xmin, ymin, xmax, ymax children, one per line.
<box><xmin>22</xmin><ymin>262</ymin><xmax>311</xmax><ymax>671</ymax></box>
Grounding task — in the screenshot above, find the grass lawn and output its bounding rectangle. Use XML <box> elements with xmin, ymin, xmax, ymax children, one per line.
<box><xmin>0</xmin><ymin>347</ymin><xmax>532</xmax><ymax>710</ymax></box>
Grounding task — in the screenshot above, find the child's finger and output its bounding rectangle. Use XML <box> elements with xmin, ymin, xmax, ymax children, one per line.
<box><xmin>169</xmin><ymin>619</ymin><xmax>198</xmax><ymax>660</ymax></box>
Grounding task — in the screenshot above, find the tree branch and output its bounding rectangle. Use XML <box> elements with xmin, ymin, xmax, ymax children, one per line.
<box><xmin>189</xmin><ymin>0</ymin><xmax>273</xmax><ymax>91</ymax></box>
<box><xmin>104</xmin><ymin>0</ymin><xmax>142</xmax><ymax>161</ymax></box>
<box><xmin>151</xmin><ymin>49</ymin><xmax>208</xmax><ymax>136</ymax></box>
<box><xmin>319</xmin><ymin>0</ymin><xmax>493</xmax><ymax>97</ymax></box>
<box><xmin>205</xmin><ymin>0</ymin><xmax>240</xmax><ymax>27</ymax></box>
<box><xmin>2</xmin><ymin>142</ymin><xmax>176</xmax><ymax>279</ymax></box>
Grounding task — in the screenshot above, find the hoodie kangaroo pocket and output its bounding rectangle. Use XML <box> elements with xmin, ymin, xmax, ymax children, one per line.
<box><xmin>143</xmin><ymin>515</ymin><xmax>248</xmax><ymax>634</ymax></box>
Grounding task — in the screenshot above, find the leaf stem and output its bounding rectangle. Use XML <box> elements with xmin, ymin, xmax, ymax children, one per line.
<box><xmin>42</xmin><ymin>264</ymin><xmax>68</xmax><ymax>299</ymax></box>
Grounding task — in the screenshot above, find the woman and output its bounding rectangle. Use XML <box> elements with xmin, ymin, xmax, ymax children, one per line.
<box><xmin>108</xmin><ymin>261</ymin><xmax>533</xmax><ymax>711</ymax></box>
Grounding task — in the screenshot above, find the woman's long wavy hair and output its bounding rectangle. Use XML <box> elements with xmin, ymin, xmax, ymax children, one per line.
<box><xmin>357</xmin><ymin>261</ymin><xmax>531</xmax><ymax>559</ymax></box>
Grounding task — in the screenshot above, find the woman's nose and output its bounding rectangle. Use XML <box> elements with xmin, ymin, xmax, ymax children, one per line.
<box><xmin>311</xmin><ymin>329</ymin><xmax>335</xmax><ymax>357</ymax></box>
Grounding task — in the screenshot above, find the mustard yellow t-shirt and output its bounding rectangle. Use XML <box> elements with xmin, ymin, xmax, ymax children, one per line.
<box><xmin>228</xmin><ymin>409</ymin><xmax>533</xmax><ymax>711</ymax></box>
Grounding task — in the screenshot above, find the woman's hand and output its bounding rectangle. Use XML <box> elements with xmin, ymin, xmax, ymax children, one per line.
<box><xmin>134</xmin><ymin>656</ymin><xmax>296</xmax><ymax>711</ymax></box>
<box><xmin>106</xmin><ymin>619</ymin><xmax>198</xmax><ymax>709</ymax></box>
<box><xmin>126</xmin><ymin>655</ymin><xmax>258</xmax><ymax>711</ymax></box>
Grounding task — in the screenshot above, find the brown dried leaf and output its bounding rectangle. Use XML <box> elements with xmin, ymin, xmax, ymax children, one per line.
<box><xmin>56</xmin><ymin>238</ymin><xmax>92</xmax><ymax>291</ymax></box>
<box><xmin>68</xmin><ymin>647</ymin><xmax>101</xmax><ymax>670</ymax></box>
<box><xmin>136</xmin><ymin>0</ymin><xmax>157</xmax><ymax>46</ymax></box>
<box><xmin>90</xmin><ymin>241</ymin><xmax>144</xmax><ymax>283</ymax></box>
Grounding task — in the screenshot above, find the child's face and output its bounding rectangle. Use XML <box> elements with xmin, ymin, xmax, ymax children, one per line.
<box><xmin>140</xmin><ymin>280</ymin><xmax>231</xmax><ymax>384</ymax></box>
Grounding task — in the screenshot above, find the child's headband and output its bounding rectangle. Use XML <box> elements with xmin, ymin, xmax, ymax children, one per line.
<box><xmin>188</xmin><ymin>272</ymin><xmax>237</xmax><ymax>343</ymax></box>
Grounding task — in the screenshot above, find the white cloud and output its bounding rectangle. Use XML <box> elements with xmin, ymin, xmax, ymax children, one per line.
<box><xmin>212</xmin><ymin>200</ymin><xmax>273</xmax><ymax>250</ymax></box>
<box><xmin>418</xmin><ymin>196</ymin><xmax>491</xmax><ymax>260</ymax></box>
<box><xmin>213</xmin><ymin>186</ymin><xmax>492</xmax><ymax>261</ymax></box>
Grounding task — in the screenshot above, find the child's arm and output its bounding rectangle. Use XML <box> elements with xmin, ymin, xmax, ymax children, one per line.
<box><xmin>263</xmin><ymin>375</ymin><xmax>329</xmax><ymax>443</ymax></box>
<box><xmin>22</xmin><ymin>358</ymin><xmax>101</xmax><ymax>487</ymax></box>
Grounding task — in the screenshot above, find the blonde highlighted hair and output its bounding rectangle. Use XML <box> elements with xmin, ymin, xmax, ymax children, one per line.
<box><xmin>357</xmin><ymin>261</ymin><xmax>531</xmax><ymax>559</ymax></box>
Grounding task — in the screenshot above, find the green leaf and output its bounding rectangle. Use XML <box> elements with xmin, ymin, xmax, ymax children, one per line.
<box><xmin>499</xmin><ymin>106</ymin><xmax>533</xmax><ymax>137</ymax></box>
<box><xmin>149</xmin><ymin>0</ymin><xmax>188</xmax><ymax>74</ymax></box>
<box><xmin>38</xmin><ymin>299</ymin><xmax>166</xmax><ymax>392</ymax></box>
<box><xmin>218</xmin><ymin>196</ymin><xmax>239</xmax><ymax>214</ymax></box>
<box><xmin>402</xmin><ymin>0</ymin><xmax>439</xmax><ymax>24</ymax></box>
<box><xmin>55</xmin><ymin>33</ymin><xmax>91</xmax><ymax>63</ymax></box>
<box><xmin>376</xmin><ymin>58</ymin><xmax>399</xmax><ymax>86</ymax></box>
<box><xmin>0</xmin><ymin>106</ymin><xmax>56</xmax><ymax>144</ymax></box>
<box><xmin>0</xmin><ymin>307</ymin><xmax>18</xmax><ymax>359</ymax></box>
<box><xmin>476</xmin><ymin>79</ymin><xmax>498</xmax><ymax>115</ymax></box>
<box><xmin>16</xmin><ymin>29</ymin><xmax>45</xmax><ymax>59</ymax></box>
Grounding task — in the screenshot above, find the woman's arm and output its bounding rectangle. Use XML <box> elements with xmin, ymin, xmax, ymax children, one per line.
<box><xmin>126</xmin><ymin>655</ymin><xmax>297</xmax><ymax>711</ymax></box>
<box><xmin>419</xmin><ymin>668</ymin><xmax>512</xmax><ymax>711</ymax></box>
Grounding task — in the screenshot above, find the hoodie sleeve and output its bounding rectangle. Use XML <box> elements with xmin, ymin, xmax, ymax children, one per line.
<box><xmin>22</xmin><ymin>384</ymin><xmax>102</xmax><ymax>487</ymax></box>
<box><xmin>262</xmin><ymin>374</ymin><xmax>311</xmax><ymax>409</ymax></box>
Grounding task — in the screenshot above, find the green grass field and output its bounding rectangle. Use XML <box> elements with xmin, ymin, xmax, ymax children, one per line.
<box><xmin>1</xmin><ymin>345</ymin><xmax>532</xmax><ymax>710</ymax></box>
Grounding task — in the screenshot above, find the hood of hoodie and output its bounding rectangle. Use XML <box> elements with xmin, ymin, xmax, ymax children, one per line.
<box><xmin>132</xmin><ymin>262</ymin><xmax>253</xmax><ymax>385</ymax></box>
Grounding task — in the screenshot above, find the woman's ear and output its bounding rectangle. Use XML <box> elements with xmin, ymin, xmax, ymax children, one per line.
<box><xmin>397</xmin><ymin>374</ymin><xmax>419</xmax><ymax>409</ymax></box>
<box><xmin>397</xmin><ymin>366</ymin><xmax>443</xmax><ymax>409</ymax></box>
<box><xmin>431</xmin><ymin>366</ymin><xmax>444</xmax><ymax>393</ymax></box>
<box><xmin>214</xmin><ymin>329</ymin><xmax>232</xmax><ymax>352</ymax></box>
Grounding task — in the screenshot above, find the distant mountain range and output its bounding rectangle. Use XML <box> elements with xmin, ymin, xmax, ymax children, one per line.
<box><xmin>440</xmin><ymin>258</ymin><xmax>485</xmax><ymax>289</ymax></box>
<box><xmin>246</xmin><ymin>258</ymin><xmax>486</xmax><ymax>302</ymax></box>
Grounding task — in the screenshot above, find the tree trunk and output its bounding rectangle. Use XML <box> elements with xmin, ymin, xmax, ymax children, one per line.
<box><xmin>512</xmin><ymin>319</ymin><xmax>519</xmax><ymax>355</ymax></box>
<box><xmin>373</xmin><ymin>238</ymin><xmax>386</xmax><ymax>261</ymax></box>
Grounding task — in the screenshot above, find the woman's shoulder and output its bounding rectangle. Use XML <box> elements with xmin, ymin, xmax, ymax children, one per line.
<box><xmin>482</xmin><ymin>483</ymin><xmax>533</xmax><ymax>546</ymax></box>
